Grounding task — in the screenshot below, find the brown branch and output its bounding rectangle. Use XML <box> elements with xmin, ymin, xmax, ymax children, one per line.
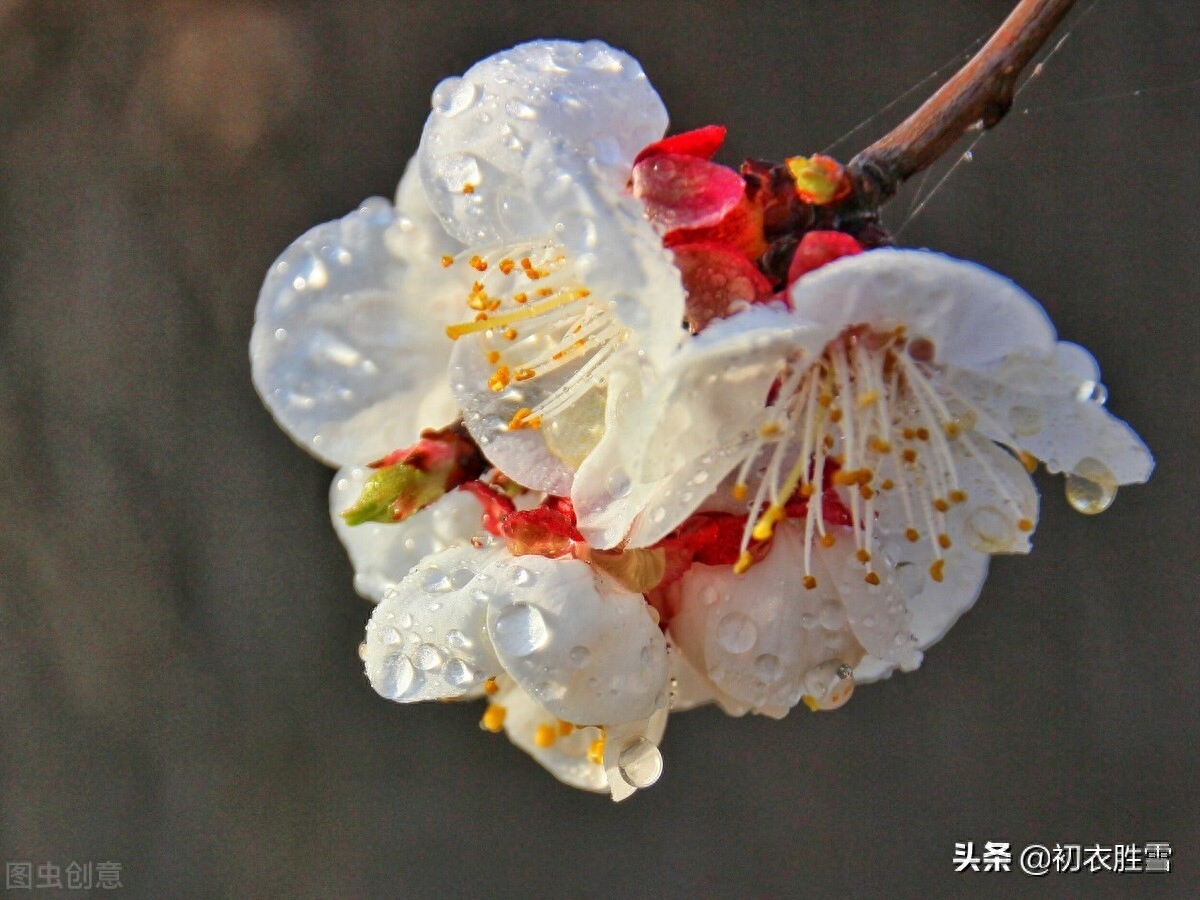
<box><xmin>846</xmin><ymin>0</ymin><xmax>1077</xmax><ymax>210</ymax></box>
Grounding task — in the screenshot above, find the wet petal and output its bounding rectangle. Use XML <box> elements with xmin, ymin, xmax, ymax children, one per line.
<box><xmin>363</xmin><ymin>544</ymin><xmax>505</xmax><ymax>702</ymax></box>
<box><xmin>251</xmin><ymin>174</ymin><xmax>467</xmax><ymax>466</ymax></box>
<box><xmin>491</xmin><ymin>677</ymin><xmax>609</xmax><ymax>793</ymax></box>
<box><xmin>668</xmin><ymin>522</ymin><xmax>869</xmax><ymax>714</ymax></box>
<box><xmin>788</xmin><ymin>249</ymin><xmax>1056</xmax><ymax>368</ymax></box>
<box><xmin>484</xmin><ymin>555</ymin><xmax>668</xmax><ymax>724</ymax></box>
<box><xmin>944</xmin><ymin>346</ymin><xmax>1154</xmax><ymax>484</ymax></box>
<box><xmin>603</xmin><ymin>707</ymin><xmax>669</xmax><ymax>801</ymax></box>
<box><xmin>330</xmin><ymin>469</ymin><xmax>487</xmax><ymax>602</ymax></box>
<box><xmin>573</xmin><ymin>307</ymin><xmax>834</xmax><ymax>549</ymax></box>
<box><xmin>633</xmin><ymin>153</ymin><xmax>745</xmax><ymax>233</ymax></box>
<box><xmin>418</xmin><ymin>39</ymin><xmax>667</xmax><ymax>245</ymax></box>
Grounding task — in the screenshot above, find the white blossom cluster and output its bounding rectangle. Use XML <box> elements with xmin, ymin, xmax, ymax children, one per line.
<box><xmin>251</xmin><ymin>40</ymin><xmax>1152</xmax><ymax>799</ymax></box>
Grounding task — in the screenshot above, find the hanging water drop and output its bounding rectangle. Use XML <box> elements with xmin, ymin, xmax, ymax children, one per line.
<box><xmin>617</xmin><ymin>737</ymin><xmax>663</xmax><ymax>789</ymax></box>
<box><xmin>1065</xmin><ymin>456</ymin><xmax>1118</xmax><ymax>515</ymax></box>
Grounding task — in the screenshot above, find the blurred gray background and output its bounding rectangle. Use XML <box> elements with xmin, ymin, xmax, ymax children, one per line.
<box><xmin>1</xmin><ymin>1</ymin><xmax>1197</xmax><ymax>897</ymax></box>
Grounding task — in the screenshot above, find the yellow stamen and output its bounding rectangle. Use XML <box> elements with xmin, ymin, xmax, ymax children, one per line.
<box><xmin>587</xmin><ymin>733</ymin><xmax>606</xmax><ymax>765</ymax></box>
<box><xmin>440</xmin><ymin>255</ymin><xmax>453</xmax><ymax>268</ymax></box>
<box><xmin>949</xmin><ymin>489</ymin><xmax>967</xmax><ymax>504</ymax></box>
<box><xmin>802</xmin><ymin>575</ymin><xmax>817</xmax><ymax>590</ymax></box>
<box><xmin>905</xmin><ymin>527</ymin><xmax>920</xmax><ymax>542</ymax></box>
<box><xmin>483</xmin><ymin>677</ymin><xmax>499</xmax><ymax>696</ymax></box>
<box><xmin>820</xmin><ymin>533</ymin><xmax>836</xmax><ymax>548</ymax></box>
<box><xmin>499</xmin><ymin>258</ymin><xmax>515</xmax><ymax>275</ymax></box>
<box><xmin>487</xmin><ymin>366</ymin><xmax>511</xmax><ymax>392</ymax></box>
<box><xmin>1019</xmin><ymin>451</ymin><xmax>1039</xmax><ymax>473</ymax></box>
<box><xmin>938</xmin><ymin>533</ymin><xmax>952</xmax><ymax>549</ymax></box>
<box><xmin>929</xmin><ymin>559</ymin><xmax>945</xmax><ymax>583</ymax></box>
<box><xmin>485</xmin><ymin>350</ymin><xmax>501</xmax><ymax>364</ymax></box>
<box><xmin>469</xmin><ymin>255</ymin><xmax>486</xmax><ymax>271</ymax></box>
<box><xmin>864</xmin><ymin>572</ymin><xmax>880</xmax><ymax>586</ymax></box>
<box><xmin>731</xmin><ymin>483</ymin><xmax>748</xmax><ymax>501</ymax></box>
<box><xmin>1017</xmin><ymin>518</ymin><xmax>1034</xmax><ymax>532</ymax></box>
<box><xmin>445</xmin><ymin>289</ymin><xmax>586</xmax><ymax>339</ymax></box>
<box><xmin>481</xmin><ymin>705</ymin><xmax>506</xmax><ymax>732</ymax></box>
<box><xmin>534</xmin><ymin>724</ymin><xmax>556</xmax><ymax>748</ymax></box>
<box><xmin>462</xmin><ymin>183</ymin><xmax>476</xmax><ymax>194</ymax></box>
<box><xmin>557</xmin><ymin>720</ymin><xmax>575</xmax><ymax>737</ymax></box>
<box><xmin>733</xmin><ymin>551</ymin><xmax>754</xmax><ymax>575</ymax></box>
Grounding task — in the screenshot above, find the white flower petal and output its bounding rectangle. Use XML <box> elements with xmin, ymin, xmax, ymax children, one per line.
<box><xmin>363</xmin><ymin>544</ymin><xmax>505</xmax><ymax>702</ymax></box>
<box><xmin>330</xmin><ymin>470</ymin><xmax>486</xmax><ymax>602</ymax></box>
<box><xmin>788</xmin><ymin>249</ymin><xmax>1056</xmax><ymax>368</ymax></box>
<box><xmin>448</xmin><ymin>224</ymin><xmax>684</xmax><ymax>493</ymax></box>
<box><xmin>574</xmin><ymin>308</ymin><xmax>834</xmax><ymax>549</ymax></box>
<box><xmin>944</xmin><ymin>347</ymin><xmax>1154</xmax><ymax>484</ymax></box>
<box><xmin>418</xmin><ymin>39</ymin><xmax>667</xmax><ymax>245</ymax></box>
<box><xmin>251</xmin><ymin>175</ymin><xmax>468</xmax><ymax>466</ymax></box>
<box><xmin>484</xmin><ymin>555</ymin><xmax>668</xmax><ymax>724</ymax></box>
<box><xmin>491</xmin><ymin>677</ymin><xmax>609</xmax><ymax>793</ymax></box>
<box><xmin>668</xmin><ymin>523</ymin><xmax>870</xmax><ymax>714</ymax></box>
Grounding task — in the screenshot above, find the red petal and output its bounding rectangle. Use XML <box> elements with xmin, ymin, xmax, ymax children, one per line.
<box><xmin>671</xmin><ymin>241</ymin><xmax>774</xmax><ymax>332</ymax></box>
<box><xmin>663</xmin><ymin>196</ymin><xmax>769</xmax><ymax>262</ymax></box>
<box><xmin>786</xmin><ymin>230</ymin><xmax>863</xmax><ymax>284</ymax></box>
<box><xmin>457</xmin><ymin>481</ymin><xmax>516</xmax><ymax>536</ymax></box>
<box><xmin>633</xmin><ymin>124</ymin><xmax>726</xmax><ymax>165</ymax></box>
<box><xmin>633</xmin><ymin>153</ymin><xmax>745</xmax><ymax>232</ymax></box>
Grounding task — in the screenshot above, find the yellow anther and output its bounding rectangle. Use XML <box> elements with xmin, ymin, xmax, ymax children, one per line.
<box><xmin>469</xmin><ymin>255</ymin><xmax>487</xmax><ymax>271</ymax></box>
<box><xmin>868</xmin><ymin>436</ymin><xmax>892</xmax><ymax>454</ymax></box>
<box><xmin>499</xmin><ymin>258</ymin><xmax>515</xmax><ymax>275</ymax></box>
<box><xmin>944</xmin><ymin>421</ymin><xmax>962</xmax><ymax>439</ymax></box>
<box><xmin>829</xmin><ymin>408</ymin><xmax>844</xmax><ymax>423</ymax></box>
<box><xmin>938</xmin><ymin>533</ymin><xmax>952</xmax><ymax>549</ymax></box>
<box><xmin>857</xmin><ymin>389</ymin><xmax>879</xmax><ymax>408</ymax></box>
<box><xmin>929</xmin><ymin>559</ymin><xmax>945</xmax><ymax>583</ymax></box>
<box><xmin>487</xmin><ymin>366</ymin><xmax>512</xmax><ymax>392</ymax></box>
<box><xmin>503</xmin><ymin>328</ymin><xmax>518</xmax><ymax>341</ymax></box>
<box><xmin>731</xmin><ymin>483</ymin><xmax>748</xmax><ymax>501</ymax></box>
<box><xmin>485</xmin><ymin>350</ymin><xmax>501</xmax><ymax>364</ymax></box>
<box><xmin>820</xmin><ymin>533</ymin><xmax>836</xmax><ymax>548</ymax></box>
<box><xmin>801</xmin><ymin>695</ymin><xmax>820</xmax><ymax>712</ymax></box>
<box><xmin>1017</xmin><ymin>518</ymin><xmax>1034</xmax><ymax>532</ymax></box>
<box><xmin>587</xmin><ymin>734</ymin><xmax>606</xmax><ymax>766</ymax></box>
<box><xmin>758</xmin><ymin>421</ymin><xmax>782</xmax><ymax>438</ymax></box>
<box><xmin>507</xmin><ymin>408</ymin><xmax>542</xmax><ymax>431</ymax></box>
<box><xmin>855</xmin><ymin>548</ymin><xmax>871</xmax><ymax>564</ymax></box>
<box><xmin>519</xmin><ymin>257</ymin><xmax>532</xmax><ymax>269</ymax></box>
<box><xmin>916</xmin><ymin>427</ymin><xmax>930</xmax><ymax>441</ymax></box>
<box><xmin>733</xmin><ymin>551</ymin><xmax>754</xmax><ymax>575</ymax></box>
<box><xmin>933</xmin><ymin>498</ymin><xmax>950</xmax><ymax>513</ymax></box>
<box><xmin>880</xmin><ymin>479</ymin><xmax>895</xmax><ymax>490</ymax></box>
<box><xmin>798</xmin><ymin>483</ymin><xmax>814</xmax><ymax>499</ymax></box>
<box><xmin>462</xmin><ymin>183</ymin><xmax>476</xmax><ymax>194</ymax></box>
<box><xmin>751</xmin><ymin>504</ymin><xmax>785</xmax><ymax>541</ymax></box>
<box><xmin>949</xmin><ymin>489</ymin><xmax>968</xmax><ymax>504</ymax></box>
<box><xmin>1018</xmin><ymin>451</ymin><xmax>1039</xmax><ymax>473</ymax></box>
<box><xmin>440</xmin><ymin>255</ymin><xmax>454</xmax><ymax>268</ymax></box>
<box><xmin>536</xmin><ymin>286</ymin><xmax>554</xmax><ymax>297</ymax></box>
<box><xmin>481</xmin><ymin>705</ymin><xmax>507</xmax><ymax>732</ymax></box>
<box><xmin>860</xmin><ymin>485</ymin><xmax>874</xmax><ymax>500</ymax></box>
<box><xmin>483</xmin><ymin>677</ymin><xmax>499</xmax><ymax>696</ymax></box>
<box><xmin>513</xmin><ymin>292</ymin><xmax>528</xmax><ymax>304</ymax></box>
<box><xmin>902</xmin><ymin>428</ymin><xmax>916</xmax><ymax>440</ymax></box>
<box><xmin>864</xmin><ymin>572</ymin><xmax>881</xmax><ymax>586</ymax></box>
<box><xmin>557</xmin><ymin>720</ymin><xmax>575</xmax><ymax>737</ymax></box>
<box><xmin>802</xmin><ymin>575</ymin><xmax>817</xmax><ymax>590</ymax></box>
<box><xmin>902</xmin><ymin>449</ymin><xmax>917</xmax><ymax>464</ymax></box>
<box><xmin>818</xmin><ymin>393</ymin><xmax>834</xmax><ymax>408</ymax></box>
<box><xmin>513</xmin><ymin>367</ymin><xmax>536</xmax><ymax>382</ymax></box>
<box><xmin>905</xmin><ymin>527</ymin><xmax>920</xmax><ymax>543</ymax></box>
<box><xmin>534</xmin><ymin>724</ymin><xmax>557</xmax><ymax>748</ymax></box>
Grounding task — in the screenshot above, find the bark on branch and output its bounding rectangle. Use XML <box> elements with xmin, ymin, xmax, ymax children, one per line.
<box><xmin>847</xmin><ymin>0</ymin><xmax>1077</xmax><ymax>210</ymax></box>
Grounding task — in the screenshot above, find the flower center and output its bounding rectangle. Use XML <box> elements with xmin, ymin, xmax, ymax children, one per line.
<box><xmin>734</xmin><ymin>325</ymin><xmax>1034</xmax><ymax>585</ymax></box>
<box><xmin>443</xmin><ymin>244</ymin><xmax>631</xmax><ymax>456</ymax></box>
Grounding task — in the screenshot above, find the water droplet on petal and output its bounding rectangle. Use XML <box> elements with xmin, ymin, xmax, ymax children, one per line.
<box><xmin>699</xmin><ymin>585</ymin><xmax>720</xmax><ymax>606</ymax></box>
<box><xmin>450</xmin><ymin>568</ymin><xmax>475</xmax><ymax>589</ymax></box>
<box><xmin>382</xmin><ymin>627</ymin><xmax>402</xmax><ymax>646</ymax></box>
<box><xmin>422</xmin><ymin>568</ymin><xmax>452</xmax><ymax>593</ymax></box>
<box><xmin>446</xmin><ymin>629</ymin><xmax>470</xmax><ymax>649</ymax></box>
<box><xmin>967</xmin><ymin>505</ymin><xmax>1016</xmax><ymax>551</ymax></box>
<box><xmin>378</xmin><ymin>654</ymin><xmax>415</xmax><ymax>700</ymax></box>
<box><xmin>413</xmin><ymin>643</ymin><xmax>444</xmax><ymax>671</ymax></box>
<box><xmin>606</xmin><ymin>470</ymin><xmax>632</xmax><ymax>499</ymax></box>
<box><xmin>1075</xmin><ymin>380</ymin><xmax>1108</xmax><ymax>405</ymax></box>
<box><xmin>443</xmin><ymin>657</ymin><xmax>475</xmax><ymax>687</ymax></box>
<box><xmin>397</xmin><ymin>612</ymin><xmax>413</xmax><ymax>629</ymax></box>
<box><xmin>1065</xmin><ymin>457</ymin><xmax>1117</xmax><ymax>514</ymax></box>
<box><xmin>1008</xmin><ymin>404</ymin><xmax>1045</xmax><ymax>437</ymax></box>
<box><xmin>716</xmin><ymin>612</ymin><xmax>758</xmax><ymax>654</ymax></box>
<box><xmin>511</xmin><ymin>566</ymin><xmax>536</xmax><ymax>587</ymax></box>
<box><xmin>492</xmin><ymin>602</ymin><xmax>549</xmax><ymax>657</ymax></box>
<box><xmin>617</xmin><ymin>737</ymin><xmax>663</xmax><ymax>788</ymax></box>
<box><xmin>569</xmin><ymin>645</ymin><xmax>590</xmax><ymax>667</ymax></box>
<box><xmin>818</xmin><ymin>602</ymin><xmax>846</xmax><ymax>630</ymax></box>
<box><xmin>357</xmin><ymin>641</ymin><xmax>368</xmax><ymax>661</ymax></box>
<box><xmin>432</xmin><ymin>77</ymin><xmax>478</xmax><ymax>117</ymax></box>
<box><xmin>754</xmin><ymin>653</ymin><xmax>783</xmax><ymax>684</ymax></box>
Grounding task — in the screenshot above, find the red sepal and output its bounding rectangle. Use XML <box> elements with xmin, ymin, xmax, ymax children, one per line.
<box><xmin>634</xmin><ymin>124</ymin><xmax>726</xmax><ymax>165</ymax></box>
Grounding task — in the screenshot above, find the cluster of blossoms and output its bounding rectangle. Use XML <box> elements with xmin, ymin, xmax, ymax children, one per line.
<box><xmin>251</xmin><ymin>40</ymin><xmax>1152</xmax><ymax>799</ymax></box>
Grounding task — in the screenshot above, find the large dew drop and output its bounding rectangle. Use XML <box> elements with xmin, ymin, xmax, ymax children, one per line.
<box><xmin>491</xmin><ymin>602</ymin><xmax>549</xmax><ymax>657</ymax></box>
<box><xmin>1065</xmin><ymin>457</ymin><xmax>1117</xmax><ymax>514</ymax></box>
<box><xmin>377</xmin><ymin>654</ymin><xmax>416</xmax><ymax>701</ymax></box>
<box><xmin>617</xmin><ymin>737</ymin><xmax>663</xmax><ymax>788</ymax></box>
